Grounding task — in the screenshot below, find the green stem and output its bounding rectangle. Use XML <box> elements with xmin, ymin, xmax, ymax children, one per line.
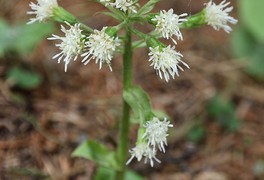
<box><xmin>79</xmin><ymin>23</ymin><xmax>93</xmax><ymax>33</ymax></box>
<box><xmin>116</xmin><ymin>29</ymin><xmax>132</xmax><ymax>180</ymax></box>
<box><xmin>123</xmin><ymin>30</ymin><xmax>132</xmax><ymax>88</ymax></box>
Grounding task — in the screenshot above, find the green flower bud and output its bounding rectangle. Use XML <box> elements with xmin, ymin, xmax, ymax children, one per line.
<box><xmin>52</xmin><ymin>6</ymin><xmax>78</xmax><ymax>25</ymax></box>
<box><xmin>180</xmin><ymin>10</ymin><xmax>206</xmax><ymax>29</ymax></box>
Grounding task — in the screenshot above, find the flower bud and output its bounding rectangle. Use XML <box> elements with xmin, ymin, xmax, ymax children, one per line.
<box><xmin>52</xmin><ymin>6</ymin><xmax>78</xmax><ymax>24</ymax></box>
<box><xmin>180</xmin><ymin>10</ymin><xmax>206</xmax><ymax>29</ymax></box>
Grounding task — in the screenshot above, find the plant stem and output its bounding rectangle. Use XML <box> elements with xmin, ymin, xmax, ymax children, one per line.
<box><xmin>116</xmin><ymin>29</ymin><xmax>132</xmax><ymax>180</ymax></box>
<box><xmin>80</xmin><ymin>23</ymin><xmax>93</xmax><ymax>33</ymax></box>
<box><xmin>123</xmin><ymin>30</ymin><xmax>132</xmax><ymax>88</ymax></box>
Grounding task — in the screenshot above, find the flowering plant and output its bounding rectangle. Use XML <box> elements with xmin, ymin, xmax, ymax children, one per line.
<box><xmin>28</xmin><ymin>0</ymin><xmax>237</xmax><ymax>179</ymax></box>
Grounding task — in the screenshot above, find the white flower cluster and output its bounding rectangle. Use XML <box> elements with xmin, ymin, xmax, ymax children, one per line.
<box><xmin>150</xmin><ymin>9</ymin><xmax>189</xmax><ymax>82</ymax></box>
<box><xmin>48</xmin><ymin>23</ymin><xmax>85</xmax><ymax>72</ymax></box>
<box><xmin>149</xmin><ymin>45</ymin><xmax>189</xmax><ymax>82</ymax></box>
<box><xmin>48</xmin><ymin>24</ymin><xmax>120</xmax><ymax>71</ymax></box>
<box><xmin>126</xmin><ymin>143</ymin><xmax>161</xmax><ymax>167</ymax></box>
<box><xmin>143</xmin><ymin>117</ymin><xmax>174</xmax><ymax>152</ymax></box>
<box><xmin>82</xmin><ymin>27</ymin><xmax>120</xmax><ymax>71</ymax></box>
<box><xmin>127</xmin><ymin>117</ymin><xmax>173</xmax><ymax>167</ymax></box>
<box><xmin>152</xmin><ymin>9</ymin><xmax>187</xmax><ymax>44</ymax></box>
<box><xmin>27</xmin><ymin>0</ymin><xmax>58</xmax><ymax>24</ymax></box>
<box><xmin>205</xmin><ymin>0</ymin><xmax>238</xmax><ymax>33</ymax></box>
<box><xmin>28</xmin><ymin>1</ymin><xmax>121</xmax><ymax>72</ymax></box>
<box><xmin>100</xmin><ymin>0</ymin><xmax>137</xmax><ymax>13</ymax></box>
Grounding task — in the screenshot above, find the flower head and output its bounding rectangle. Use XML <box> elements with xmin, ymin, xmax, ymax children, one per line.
<box><xmin>100</xmin><ymin>0</ymin><xmax>137</xmax><ymax>13</ymax></box>
<box><xmin>205</xmin><ymin>0</ymin><xmax>238</xmax><ymax>33</ymax></box>
<box><xmin>148</xmin><ymin>45</ymin><xmax>189</xmax><ymax>82</ymax></box>
<box><xmin>27</xmin><ymin>0</ymin><xmax>58</xmax><ymax>24</ymax></box>
<box><xmin>81</xmin><ymin>27</ymin><xmax>120</xmax><ymax>71</ymax></box>
<box><xmin>143</xmin><ymin>117</ymin><xmax>173</xmax><ymax>152</ymax></box>
<box><xmin>113</xmin><ymin>0</ymin><xmax>137</xmax><ymax>13</ymax></box>
<box><xmin>48</xmin><ymin>23</ymin><xmax>85</xmax><ymax>72</ymax></box>
<box><xmin>126</xmin><ymin>143</ymin><xmax>161</xmax><ymax>167</ymax></box>
<box><xmin>152</xmin><ymin>9</ymin><xmax>187</xmax><ymax>44</ymax></box>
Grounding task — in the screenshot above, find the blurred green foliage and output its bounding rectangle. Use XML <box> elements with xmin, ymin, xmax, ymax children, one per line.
<box><xmin>6</xmin><ymin>67</ymin><xmax>42</xmax><ymax>89</ymax></box>
<box><xmin>94</xmin><ymin>167</ymin><xmax>143</xmax><ymax>180</ymax></box>
<box><xmin>72</xmin><ymin>140</ymin><xmax>120</xmax><ymax>170</ymax></box>
<box><xmin>0</xmin><ymin>18</ymin><xmax>54</xmax><ymax>56</ymax></box>
<box><xmin>207</xmin><ymin>95</ymin><xmax>240</xmax><ymax>132</ymax></box>
<box><xmin>240</xmin><ymin>0</ymin><xmax>264</xmax><ymax>42</ymax></box>
<box><xmin>231</xmin><ymin>0</ymin><xmax>264</xmax><ymax>79</ymax></box>
<box><xmin>73</xmin><ymin>140</ymin><xmax>144</xmax><ymax>180</ymax></box>
<box><xmin>187</xmin><ymin>94</ymin><xmax>240</xmax><ymax>143</ymax></box>
<box><xmin>187</xmin><ymin>124</ymin><xmax>206</xmax><ymax>143</ymax></box>
<box><xmin>0</xmin><ymin>18</ymin><xmax>54</xmax><ymax>89</ymax></box>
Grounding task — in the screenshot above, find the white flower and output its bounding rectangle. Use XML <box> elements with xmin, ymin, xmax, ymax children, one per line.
<box><xmin>143</xmin><ymin>117</ymin><xmax>173</xmax><ymax>152</ymax></box>
<box><xmin>27</xmin><ymin>0</ymin><xmax>58</xmax><ymax>24</ymax></box>
<box><xmin>81</xmin><ymin>27</ymin><xmax>120</xmax><ymax>71</ymax></box>
<box><xmin>205</xmin><ymin>0</ymin><xmax>238</xmax><ymax>33</ymax></box>
<box><xmin>48</xmin><ymin>23</ymin><xmax>85</xmax><ymax>72</ymax></box>
<box><xmin>113</xmin><ymin>0</ymin><xmax>137</xmax><ymax>13</ymax></box>
<box><xmin>126</xmin><ymin>143</ymin><xmax>161</xmax><ymax>167</ymax></box>
<box><xmin>100</xmin><ymin>0</ymin><xmax>137</xmax><ymax>13</ymax></box>
<box><xmin>148</xmin><ymin>45</ymin><xmax>189</xmax><ymax>82</ymax></box>
<box><xmin>152</xmin><ymin>9</ymin><xmax>187</xmax><ymax>44</ymax></box>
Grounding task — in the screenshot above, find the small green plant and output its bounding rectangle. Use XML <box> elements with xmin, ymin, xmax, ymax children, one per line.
<box><xmin>208</xmin><ymin>95</ymin><xmax>240</xmax><ymax>132</ymax></box>
<box><xmin>187</xmin><ymin>124</ymin><xmax>206</xmax><ymax>143</ymax></box>
<box><xmin>27</xmin><ymin>0</ymin><xmax>237</xmax><ymax>179</ymax></box>
<box><xmin>7</xmin><ymin>67</ymin><xmax>42</xmax><ymax>89</ymax></box>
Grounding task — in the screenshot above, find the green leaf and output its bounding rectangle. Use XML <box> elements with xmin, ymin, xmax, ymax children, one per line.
<box><xmin>14</xmin><ymin>22</ymin><xmax>54</xmax><ymax>55</ymax></box>
<box><xmin>125</xmin><ymin>170</ymin><xmax>144</xmax><ymax>180</ymax></box>
<box><xmin>137</xmin><ymin>0</ymin><xmax>160</xmax><ymax>15</ymax></box>
<box><xmin>123</xmin><ymin>86</ymin><xmax>153</xmax><ymax>124</ymax></box>
<box><xmin>246</xmin><ymin>45</ymin><xmax>264</xmax><ymax>79</ymax></box>
<box><xmin>72</xmin><ymin>140</ymin><xmax>120</xmax><ymax>170</ymax></box>
<box><xmin>93</xmin><ymin>167</ymin><xmax>144</xmax><ymax>180</ymax></box>
<box><xmin>0</xmin><ymin>19</ymin><xmax>54</xmax><ymax>56</ymax></box>
<box><xmin>7</xmin><ymin>67</ymin><xmax>42</xmax><ymax>89</ymax></box>
<box><xmin>231</xmin><ymin>26</ymin><xmax>256</xmax><ymax>58</ymax></box>
<box><xmin>93</xmin><ymin>166</ymin><xmax>115</xmax><ymax>180</ymax></box>
<box><xmin>240</xmin><ymin>0</ymin><xmax>264</xmax><ymax>42</ymax></box>
<box><xmin>207</xmin><ymin>95</ymin><xmax>241</xmax><ymax>132</ymax></box>
<box><xmin>231</xmin><ymin>26</ymin><xmax>264</xmax><ymax>79</ymax></box>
